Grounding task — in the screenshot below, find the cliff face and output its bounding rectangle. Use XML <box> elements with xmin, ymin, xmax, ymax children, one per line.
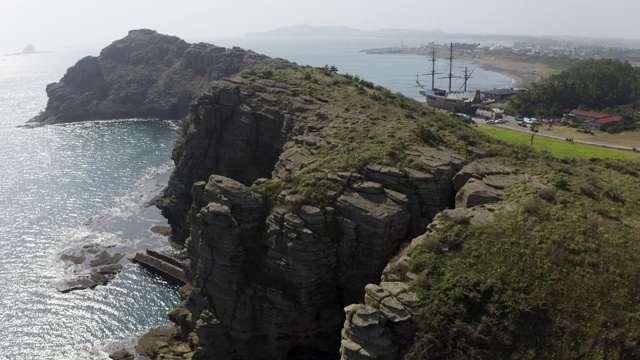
<box><xmin>154</xmin><ymin>70</ymin><xmax>472</xmax><ymax>358</ymax></box>
<box><xmin>30</xmin><ymin>29</ymin><xmax>268</xmax><ymax>124</ymax></box>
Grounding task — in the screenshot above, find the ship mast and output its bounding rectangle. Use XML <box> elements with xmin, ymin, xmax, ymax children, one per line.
<box><xmin>437</xmin><ymin>42</ymin><xmax>457</xmax><ymax>93</ymax></box>
<box><xmin>447</xmin><ymin>42</ymin><xmax>454</xmax><ymax>93</ymax></box>
<box><xmin>428</xmin><ymin>48</ymin><xmax>441</xmax><ymax>90</ymax></box>
<box><xmin>460</xmin><ymin>67</ymin><xmax>474</xmax><ymax>92</ymax></box>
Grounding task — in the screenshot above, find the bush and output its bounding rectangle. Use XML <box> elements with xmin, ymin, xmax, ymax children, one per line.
<box><xmin>415</xmin><ymin>122</ymin><xmax>443</xmax><ymax>146</ymax></box>
<box><xmin>538</xmin><ymin>187</ymin><xmax>556</xmax><ymax>203</ymax></box>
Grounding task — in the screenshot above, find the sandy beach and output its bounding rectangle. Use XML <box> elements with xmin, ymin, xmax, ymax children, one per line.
<box><xmin>363</xmin><ymin>47</ymin><xmax>545</xmax><ymax>88</ymax></box>
<box><xmin>458</xmin><ymin>53</ymin><xmax>543</xmax><ymax>88</ymax></box>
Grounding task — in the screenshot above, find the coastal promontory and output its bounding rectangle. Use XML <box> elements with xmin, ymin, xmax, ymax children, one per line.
<box><xmin>30</xmin><ymin>29</ymin><xmax>269</xmax><ymax>124</ymax></box>
<box><xmin>149</xmin><ymin>46</ymin><xmax>640</xmax><ymax>358</ymax></box>
<box><xmin>39</xmin><ymin>31</ymin><xmax>640</xmax><ymax>359</ymax></box>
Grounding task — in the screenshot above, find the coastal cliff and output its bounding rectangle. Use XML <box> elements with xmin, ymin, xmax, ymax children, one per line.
<box><xmin>49</xmin><ymin>32</ymin><xmax>640</xmax><ymax>359</ymax></box>
<box><xmin>30</xmin><ymin>29</ymin><xmax>268</xmax><ymax>124</ymax></box>
<box><xmin>150</xmin><ymin>67</ymin><xmax>476</xmax><ymax>358</ymax></box>
<box><xmin>147</xmin><ymin>63</ymin><xmax>640</xmax><ymax>358</ymax></box>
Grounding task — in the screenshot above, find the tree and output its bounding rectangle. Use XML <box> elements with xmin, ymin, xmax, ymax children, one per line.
<box><xmin>509</xmin><ymin>58</ymin><xmax>640</xmax><ymax>118</ymax></box>
<box><xmin>530</xmin><ymin>123</ymin><xmax>538</xmax><ymax>147</ymax></box>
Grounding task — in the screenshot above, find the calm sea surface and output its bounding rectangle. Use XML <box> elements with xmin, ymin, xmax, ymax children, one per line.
<box><xmin>0</xmin><ymin>37</ymin><xmax>511</xmax><ymax>359</ymax></box>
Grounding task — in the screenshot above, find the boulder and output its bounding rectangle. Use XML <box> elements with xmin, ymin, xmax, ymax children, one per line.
<box><xmin>455</xmin><ymin>178</ymin><xmax>504</xmax><ymax>208</ymax></box>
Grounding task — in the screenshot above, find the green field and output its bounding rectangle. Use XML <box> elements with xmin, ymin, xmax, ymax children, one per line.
<box><xmin>479</xmin><ymin>126</ymin><xmax>640</xmax><ymax>160</ymax></box>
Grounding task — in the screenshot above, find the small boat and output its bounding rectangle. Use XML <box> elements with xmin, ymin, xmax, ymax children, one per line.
<box><xmin>416</xmin><ymin>43</ymin><xmax>481</xmax><ymax>115</ymax></box>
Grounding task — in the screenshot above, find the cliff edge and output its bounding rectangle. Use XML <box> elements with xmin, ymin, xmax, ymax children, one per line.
<box><xmin>148</xmin><ymin>58</ymin><xmax>485</xmax><ymax>359</ymax></box>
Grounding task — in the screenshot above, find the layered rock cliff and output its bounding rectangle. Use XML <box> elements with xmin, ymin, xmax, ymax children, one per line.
<box><xmin>39</xmin><ymin>31</ymin><xmax>640</xmax><ymax>359</ymax></box>
<box><xmin>30</xmin><ymin>29</ymin><xmax>268</xmax><ymax>124</ymax></box>
<box><xmin>149</xmin><ymin>61</ymin><xmax>483</xmax><ymax>358</ymax></box>
<box><xmin>69</xmin><ymin>30</ymin><xmax>640</xmax><ymax>360</ymax></box>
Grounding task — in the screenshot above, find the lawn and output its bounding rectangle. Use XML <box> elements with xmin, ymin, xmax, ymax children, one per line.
<box><xmin>479</xmin><ymin>126</ymin><xmax>640</xmax><ymax>160</ymax></box>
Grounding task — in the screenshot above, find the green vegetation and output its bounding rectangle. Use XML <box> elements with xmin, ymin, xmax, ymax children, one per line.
<box><xmin>244</xmin><ymin>63</ymin><xmax>487</xmax><ymax>208</ymax></box>
<box><xmin>408</xmin><ymin>157</ymin><xmax>640</xmax><ymax>358</ymax></box>
<box><xmin>509</xmin><ymin>58</ymin><xmax>640</xmax><ymax>121</ymax></box>
<box><xmin>479</xmin><ymin>49</ymin><xmax>579</xmax><ymax>77</ymax></box>
<box><xmin>479</xmin><ymin>127</ymin><xmax>640</xmax><ymax>160</ymax></box>
<box><xmin>244</xmin><ymin>62</ymin><xmax>640</xmax><ymax>358</ymax></box>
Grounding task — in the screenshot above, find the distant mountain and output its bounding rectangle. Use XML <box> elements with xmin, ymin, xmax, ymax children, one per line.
<box><xmin>246</xmin><ymin>24</ymin><xmax>444</xmax><ymax>38</ymax></box>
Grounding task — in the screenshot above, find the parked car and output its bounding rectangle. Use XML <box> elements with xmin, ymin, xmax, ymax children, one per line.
<box><xmin>453</xmin><ymin>113</ymin><xmax>474</xmax><ymax>124</ymax></box>
<box><xmin>515</xmin><ymin>115</ymin><xmax>524</xmax><ymax>122</ymax></box>
<box><xmin>486</xmin><ymin>119</ymin><xmax>495</xmax><ymax>124</ymax></box>
<box><xmin>524</xmin><ymin>117</ymin><xmax>540</xmax><ymax>125</ymax></box>
<box><xmin>494</xmin><ymin>118</ymin><xmax>506</xmax><ymax>124</ymax></box>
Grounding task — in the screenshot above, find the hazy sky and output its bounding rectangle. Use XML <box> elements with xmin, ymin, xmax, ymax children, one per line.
<box><xmin>1</xmin><ymin>0</ymin><xmax>639</xmax><ymax>53</ymax></box>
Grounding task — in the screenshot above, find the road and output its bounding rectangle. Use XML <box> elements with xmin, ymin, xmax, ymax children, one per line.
<box><xmin>473</xmin><ymin>110</ymin><xmax>635</xmax><ymax>152</ymax></box>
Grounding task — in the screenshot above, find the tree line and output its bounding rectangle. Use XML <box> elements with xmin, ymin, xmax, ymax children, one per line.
<box><xmin>509</xmin><ymin>58</ymin><xmax>640</xmax><ymax>120</ymax></box>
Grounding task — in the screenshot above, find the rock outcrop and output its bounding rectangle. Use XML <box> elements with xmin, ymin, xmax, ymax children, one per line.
<box><xmin>153</xmin><ymin>69</ymin><xmax>471</xmax><ymax>358</ymax></box>
<box><xmin>157</xmin><ymin>75</ymin><xmax>300</xmax><ymax>245</ymax></box>
<box><xmin>338</xmin><ymin>160</ymin><xmax>530</xmax><ymax>359</ymax></box>
<box><xmin>30</xmin><ymin>29</ymin><xmax>270</xmax><ymax>124</ymax></box>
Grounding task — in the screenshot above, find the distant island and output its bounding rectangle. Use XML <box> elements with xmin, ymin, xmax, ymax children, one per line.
<box><xmin>4</xmin><ymin>44</ymin><xmax>49</xmax><ymax>56</ymax></box>
<box><xmin>246</xmin><ymin>24</ymin><xmax>444</xmax><ymax>38</ymax></box>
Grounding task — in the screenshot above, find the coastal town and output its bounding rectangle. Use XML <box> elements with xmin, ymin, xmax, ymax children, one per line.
<box><xmin>363</xmin><ymin>36</ymin><xmax>640</xmax><ymax>88</ymax></box>
<box><xmin>363</xmin><ymin>36</ymin><xmax>640</xmax><ymax>63</ymax></box>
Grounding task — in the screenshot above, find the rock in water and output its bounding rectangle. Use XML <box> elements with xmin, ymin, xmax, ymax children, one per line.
<box><xmin>29</xmin><ymin>29</ymin><xmax>268</xmax><ymax>125</ymax></box>
<box><xmin>22</xmin><ymin>44</ymin><xmax>36</xmax><ymax>54</ymax></box>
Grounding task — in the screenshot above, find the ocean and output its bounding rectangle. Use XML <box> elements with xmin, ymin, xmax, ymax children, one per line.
<box><xmin>0</xmin><ymin>37</ymin><xmax>511</xmax><ymax>359</ymax></box>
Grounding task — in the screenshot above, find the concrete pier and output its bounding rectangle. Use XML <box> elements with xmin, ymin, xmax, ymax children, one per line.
<box><xmin>128</xmin><ymin>249</ymin><xmax>186</xmax><ymax>285</ymax></box>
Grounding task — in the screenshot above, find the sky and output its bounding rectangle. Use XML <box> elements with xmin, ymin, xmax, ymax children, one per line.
<box><xmin>1</xmin><ymin>0</ymin><xmax>640</xmax><ymax>53</ymax></box>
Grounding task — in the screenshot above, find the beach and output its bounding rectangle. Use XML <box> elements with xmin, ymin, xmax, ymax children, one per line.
<box><xmin>458</xmin><ymin>53</ymin><xmax>543</xmax><ymax>88</ymax></box>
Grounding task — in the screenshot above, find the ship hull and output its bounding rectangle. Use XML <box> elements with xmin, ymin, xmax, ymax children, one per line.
<box><xmin>421</xmin><ymin>91</ymin><xmax>478</xmax><ymax>115</ymax></box>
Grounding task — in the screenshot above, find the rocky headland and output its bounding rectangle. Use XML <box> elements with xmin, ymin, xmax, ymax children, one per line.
<box><xmin>30</xmin><ymin>29</ymin><xmax>270</xmax><ymax>124</ymax></box>
<box><xmin>37</xmin><ymin>31</ymin><xmax>640</xmax><ymax>359</ymax></box>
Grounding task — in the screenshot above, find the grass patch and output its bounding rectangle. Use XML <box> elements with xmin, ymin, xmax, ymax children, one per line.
<box><xmin>479</xmin><ymin>126</ymin><xmax>640</xmax><ymax>160</ymax></box>
<box><xmin>410</xmin><ymin>177</ymin><xmax>640</xmax><ymax>358</ymax></box>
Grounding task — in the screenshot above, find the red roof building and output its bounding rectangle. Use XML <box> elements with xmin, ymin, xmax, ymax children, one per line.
<box><xmin>567</xmin><ymin>109</ymin><xmax>624</xmax><ymax>131</ymax></box>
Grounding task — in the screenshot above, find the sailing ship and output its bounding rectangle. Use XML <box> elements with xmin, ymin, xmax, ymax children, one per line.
<box><xmin>416</xmin><ymin>43</ymin><xmax>481</xmax><ymax>115</ymax></box>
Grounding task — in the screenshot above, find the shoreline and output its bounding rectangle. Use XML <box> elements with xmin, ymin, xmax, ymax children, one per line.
<box><xmin>361</xmin><ymin>47</ymin><xmax>544</xmax><ymax>88</ymax></box>
<box><xmin>460</xmin><ymin>54</ymin><xmax>543</xmax><ymax>88</ymax></box>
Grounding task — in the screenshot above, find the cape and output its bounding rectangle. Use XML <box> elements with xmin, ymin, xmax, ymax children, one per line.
<box><xmin>30</xmin><ymin>29</ymin><xmax>268</xmax><ymax>124</ymax></box>
<box><xmin>40</xmin><ymin>31</ymin><xmax>640</xmax><ymax>360</ymax></box>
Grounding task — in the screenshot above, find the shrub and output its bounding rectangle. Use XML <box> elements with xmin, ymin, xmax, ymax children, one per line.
<box><xmin>553</xmin><ymin>176</ymin><xmax>570</xmax><ymax>190</ymax></box>
<box><xmin>259</xmin><ymin>69</ymin><xmax>273</xmax><ymax>79</ymax></box>
<box><xmin>578</xmin><ymin>184</ymin><xmax>599</xmax><ymax>199</ymax></box>
<box><xmin>522</xmin><ymin>199</ymin><xmax>539</xmax><ymax>214</ymax></box>
<box><xmin>538</xmin><ymin>187</ymin><xmax>556</xmax><ymax>203</ymax></box>
<box><xmin>415</xmin><ymin>122</ymin><xmax>443</xmax><ymax>146</ymax></box>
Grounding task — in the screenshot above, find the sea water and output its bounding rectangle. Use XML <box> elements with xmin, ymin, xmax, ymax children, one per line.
<box><xmin>203</xmin><ymin>37</ymin><xmax>514</xmax><ymax>98</ymax></box>
<box><xmin>0</xmin><ymin>49</ymin><xmax>182</xmax><ymax>359</ymax></box>
<box><xmin>0</xmin><ymin>38</ymin><xmax>511</xmax><ymax>359</ymax></box>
